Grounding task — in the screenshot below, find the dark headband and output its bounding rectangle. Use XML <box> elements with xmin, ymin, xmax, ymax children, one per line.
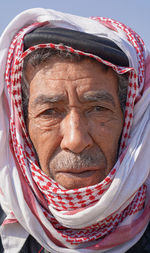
<box><xmin>24</xmin><ymin>27</ymin><xmax>129</xmax><ymax>67</ymax></box>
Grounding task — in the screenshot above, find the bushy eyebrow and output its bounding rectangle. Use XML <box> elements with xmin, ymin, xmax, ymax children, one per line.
<box><xmin>81</xmin><ymin>91</ymin><xmax>115</xmax><ymax>106</ymax></box>
<box><xmin>31</xmin><ymin>90</ymin><xmax>115</xmax><ymax>108</ymax></box>
<box><xmin>31</xmin><ymin>94</ymin><xmax>66</xmax><ymax>108</ymax></box>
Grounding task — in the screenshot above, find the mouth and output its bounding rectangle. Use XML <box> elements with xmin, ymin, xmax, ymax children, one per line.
<box><xmin>55</xmin><ymin>167</ymin><xmax>100</xmax><ymax>178</ymax></box>
<box><xmin>52</xmin><ymin>167</ymin><xmax>105</xmax><ymax>189</ymax></box>
<box><xmin>57</xmin><ymin>170</ymin><xmax>97</xmax><ymax>178</ymax></box>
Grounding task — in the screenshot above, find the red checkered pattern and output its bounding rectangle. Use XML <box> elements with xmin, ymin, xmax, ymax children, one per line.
<box><xmin>42</xmin><ymin>185</ymin><xmax>146</xmax><ymax>245</ymax></box>
<box><xmin>4</xmin><ymin>18</ymin><xmax>146</xmax><ymax>245</ymax></box>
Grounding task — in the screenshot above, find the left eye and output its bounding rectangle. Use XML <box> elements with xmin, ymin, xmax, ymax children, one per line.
<box><xmin>93</xmin><ymin>106</ymin><xmax>107</xmax><ymax>111</ymax></box>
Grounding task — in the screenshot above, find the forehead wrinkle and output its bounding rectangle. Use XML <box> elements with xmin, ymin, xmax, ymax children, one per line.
<box><xmin>31</xmin><ymin>94</ymin><xmax>67</xmax><ymax>108</ymax></box>
<box><xmin>81</xmin><ymin>90</ymin><xmax>115</xmax><ymax>106</ymax></box>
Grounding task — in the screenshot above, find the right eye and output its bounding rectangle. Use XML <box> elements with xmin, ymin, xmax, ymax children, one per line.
<box><xmin>42</xmin><ymin>108</ymin><xmax>58</xmax><ymax>116</ymax></box>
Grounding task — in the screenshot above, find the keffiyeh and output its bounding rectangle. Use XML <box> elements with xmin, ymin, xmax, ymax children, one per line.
<box><xmin>0</xmin><ymin>8</ymin><xmax>150</xmax><ymax>253</ymax></box>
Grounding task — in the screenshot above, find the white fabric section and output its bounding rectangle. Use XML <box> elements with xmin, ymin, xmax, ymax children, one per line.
<box><xmin>1</xmin><ymin>222</ymin><xmax>28</xmax><ymax>253</ymax></box>
<box><xmin>0</xmin><ymin>7</ymin><xmax>150</xmax><ymax>253</ymax></box>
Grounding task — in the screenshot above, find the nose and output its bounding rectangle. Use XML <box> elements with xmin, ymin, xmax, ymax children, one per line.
<box><xmin>60</xmin><ymin>109</ymin><xmax>93</xmax><ymax>153</ymax></box>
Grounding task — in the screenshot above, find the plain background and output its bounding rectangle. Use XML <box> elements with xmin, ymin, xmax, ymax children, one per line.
<box><xmin>1</xmin><ymin>0</ymin><xmax>150</xmax><ymax>49</ymax></box>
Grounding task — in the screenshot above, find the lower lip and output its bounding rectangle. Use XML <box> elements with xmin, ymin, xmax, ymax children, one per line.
<box><xmin>57</xmin><ymin>170</ymin><xmax>96</xmax><ymax>178</ymax></box>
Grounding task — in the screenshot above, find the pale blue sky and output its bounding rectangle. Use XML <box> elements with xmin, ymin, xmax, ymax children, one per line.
<box><xmin>1</xmin><ymin>0</ymin><xmax>150</xmax><ymax>49</ymax></box>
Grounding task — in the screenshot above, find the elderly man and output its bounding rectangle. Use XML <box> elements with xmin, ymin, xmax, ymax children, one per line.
<box><xmin>0</xmin><ymin>8</ymin><xmax>150</xmax><ymax>253</ymax></box>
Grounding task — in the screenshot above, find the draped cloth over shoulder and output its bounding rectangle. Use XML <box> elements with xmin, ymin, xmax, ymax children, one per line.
<box><xmin>0</xmin><ymin>8</ymin><xmax>150</xmax><ymax>253</ymax></box>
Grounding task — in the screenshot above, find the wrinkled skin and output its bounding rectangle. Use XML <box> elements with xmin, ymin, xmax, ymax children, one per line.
<box><xmin>26</xmin><ymin>57</ymin><xmax>123</xmax><ymax>189</ymax></box>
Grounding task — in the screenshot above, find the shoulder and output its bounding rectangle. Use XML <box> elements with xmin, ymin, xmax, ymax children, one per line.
<box><xmin>20</xmin><ymin>235</ymin><xmax>45</xmax><ymax>253</ymax></box>
<box><xmin>126</xmin><ymin>223</ymin><xmax>150</xmax><ymax>253</ymax></box>
<box><xmin>19</xmin><ymin>222</ymin><xmax>150</xmax><ymax>253</ymax></box>
<box><xmin>20</xmin><ymin>235</ymin><xmax>51</xmax><ymax>253</ymax></box>
<box><xmin>1</xmin><ymin>203</ymin><xmax>150</xmax><ymax>253</ymax></box>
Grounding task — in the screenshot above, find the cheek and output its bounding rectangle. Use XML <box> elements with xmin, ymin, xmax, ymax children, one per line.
<box><xmin>89</xmin><ymin>118</ymin><xmax>123</xmax><ymax>166</ymax></box>
<box><xmin>28</xmin><ymin>119</ymin><xmax>62</xmax><ymax>173</ymax></box>
<box><xmin>90</xmin><ymin>117</ymin><xmax>123</xmax><ymax>142</ymax></box>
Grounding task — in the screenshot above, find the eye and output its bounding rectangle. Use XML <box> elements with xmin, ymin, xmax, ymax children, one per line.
<box><xmin>92</xmin><ymin>106</ymin><xmax>109</xmax><ymax>112</ymax></box>
<box><xmin>42</xmin><ymin>108</ymin><xmax>57</xmax><ymax>116</ymax></box>
<box><xmin>86</xmin><ymin>105</ymin><xmax>112</xmax><ymax>117</ymax></box>
<box><xmin>39</xmin><ymin>108</ymin><xmax>64</xmax><ymax>119</ymax></box>
<box><xmin>94</xmin><ymin>106</ymin><xmax>106</xmax><ymax>111</ymax></box>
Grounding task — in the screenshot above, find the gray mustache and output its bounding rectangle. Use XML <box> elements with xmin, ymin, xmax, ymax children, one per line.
<box><xmin>49</xmin><ymin>147</ymin><xmax>106</xmax><ymax>170</ymax></box>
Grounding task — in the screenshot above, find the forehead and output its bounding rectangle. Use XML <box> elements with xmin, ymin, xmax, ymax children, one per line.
<box><xmin>25</xmin><ymin>56</ymin><xmax>118</xmax><ymax>94</ymax></box>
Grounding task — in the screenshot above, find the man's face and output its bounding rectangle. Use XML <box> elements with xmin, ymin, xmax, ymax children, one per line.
<box><xmin>26</xmin><ymin>57</ymin><xmax>123</xmax><ymax>189</ymax></box>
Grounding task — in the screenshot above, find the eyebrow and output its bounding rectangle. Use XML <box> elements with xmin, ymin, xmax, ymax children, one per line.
<box><xmin>31</xmin><ymin>94</ymin><xmax>66</xmax><ymax>108</ymax></box>
<box><xmin>81</xmin><ymin>91</ymin><xmax>115</xmax><ymax>106</ymax></box>
<box><xmin>31</xmin><ymin>90</ymin><xmax>115</xmax><ymax>108</ymax></box>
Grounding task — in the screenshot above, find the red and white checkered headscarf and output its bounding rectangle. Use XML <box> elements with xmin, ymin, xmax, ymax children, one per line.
<box><xmin>0</xmin><ymin>8</ymin><xmax>150</xmax><ymax>253</ymax></box>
